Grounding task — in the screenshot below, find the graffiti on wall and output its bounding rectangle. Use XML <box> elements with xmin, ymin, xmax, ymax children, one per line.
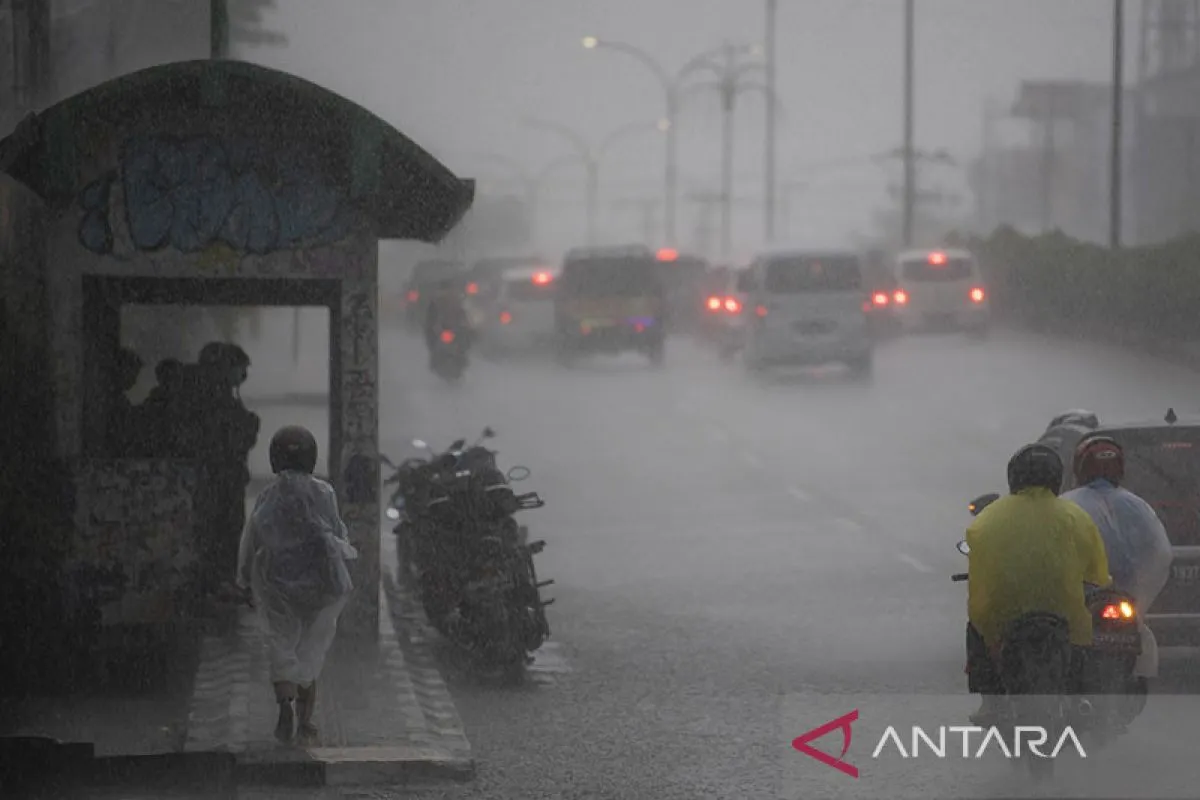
<box><xmin>77</xmin><ymin>134</ymin><xmax>354</xmax><ymax>258</ymax></box>
<box><xmin>70</xmin><ymin>459</ymin><xmax>199</xmax><ymax>626</ymax></box>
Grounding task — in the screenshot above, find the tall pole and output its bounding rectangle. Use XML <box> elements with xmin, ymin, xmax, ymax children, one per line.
<box><xmin>211</xmin><ymin>0</ymin><xmax>229</xmax><ymax>59</ymax></box>
<box><xmin>1110</xmin><ymin>0</ymin><xmax>1124</xmax><ymax>248</ymax></box>
<box><xmin>765</xmin><ymin>0</ymin><xmax>779</xmax><ymax>242</ymax></box>
<box><xmin>585</xmin><ymin>159</ymin><xmax>599</xmax><ymax>245</ymax></box>
<box><xmin>665</xmin><ymin>93</ymin><xmax>679</xmax><ymax>246</ymax></box>
<box><xmin>720</xmin><ymin>47</ymin><xmax>736</xmax><ymax>258</ymax></box>
<box><xmin>902</xmin><ymin>0</ymin><xmax>916</xmax><ymax>247</ymax></box>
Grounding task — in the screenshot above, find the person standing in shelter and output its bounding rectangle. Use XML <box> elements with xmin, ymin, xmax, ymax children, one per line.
<box><xmin>236</xmin><ymin>425</ymin><xmax>357</xmax><ymax>744</ymax></box>
<box><xmin>105</xmin><ymin>347</ymin><xmax>145</xmax><ymax>456</ymax></box>
<box><xmin>197</xmin><ymin>342</ymin><xmax>260</xmax><ymax>591</ymax></box>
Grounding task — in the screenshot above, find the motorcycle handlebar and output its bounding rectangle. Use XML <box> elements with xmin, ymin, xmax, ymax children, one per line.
<box><xmin>951</xmin><ymin>573</ymin><xmax>968</xmax><ymax>582</ymax></box>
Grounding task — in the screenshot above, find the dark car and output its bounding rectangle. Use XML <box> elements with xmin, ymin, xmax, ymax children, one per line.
<box><xmin>554</xmin><ymin>245</ymin><xmax>666</xmax><ymax>366</ymax></box>
<box><xmin>1037</xmin><ymin>408</ymin><xmax>1200</xmax><ymax>648</ymax></box>
<box><xmin>403</xmin><ymin>259</ymin><xmax>465</xmax><ymax>330</ymax></box>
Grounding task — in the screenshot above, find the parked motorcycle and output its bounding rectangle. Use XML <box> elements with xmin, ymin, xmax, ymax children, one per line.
<box><xmin>954</xmin><ymin>492</ymin><xmax>1145</xmax><ymax>773</ymax></box>
<box><xmin>382</xmin><ymin>428</ymin><xmax>552</xmax><ymax>676</ymax></box>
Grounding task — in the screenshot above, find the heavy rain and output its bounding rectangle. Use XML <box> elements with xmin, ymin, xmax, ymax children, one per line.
<box><xmin>3</xmin><ymin>2</ymin><xmax>1200</xmax><ymax>799</ymax></box>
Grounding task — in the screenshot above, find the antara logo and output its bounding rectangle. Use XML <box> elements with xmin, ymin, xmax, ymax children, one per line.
<box><xmin>793</xmin><ymin>710</ymin><xmax>1087</xmax><ymax>778</ymax></box>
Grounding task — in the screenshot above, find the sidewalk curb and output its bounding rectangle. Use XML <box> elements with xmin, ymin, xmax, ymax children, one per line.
<box><xmin>182</xmin><ymin>579</ymin><xmax>474</xmax><ymax>787</ymax></box>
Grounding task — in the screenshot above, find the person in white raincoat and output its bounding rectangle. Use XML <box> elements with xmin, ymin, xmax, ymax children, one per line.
<box><xmin>236</xmin><ymin>425</ymin><xmax>358</xmax><ymax>744</ymax></box>
<box><xmin>1062</xmin><ymin>437</ymin><xmax>1173</xmax><ymax>683</ymax></box>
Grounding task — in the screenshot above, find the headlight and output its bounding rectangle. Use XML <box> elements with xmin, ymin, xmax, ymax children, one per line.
<box><xmin>386</xmin><ymin>507</ymin><xmax>400</xmax><ymax>520</ymax></box>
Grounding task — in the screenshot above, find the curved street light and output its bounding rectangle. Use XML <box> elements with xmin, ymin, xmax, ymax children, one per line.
<box><xmin>580</xmin><ymin>36</ymin><xmax>761</xmax><ymax>248</ymax></box>
<box><xmin>522</xmin><ymin>117</ymin><xmax>666</xmax><ymax>244</ymax></box>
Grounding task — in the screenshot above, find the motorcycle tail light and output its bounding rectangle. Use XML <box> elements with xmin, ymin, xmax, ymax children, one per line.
<box><xmin>499</xmin><ymin>310</ymin><xmax>512</xmax><ymax>324</ymax></box>
<box><xmin>406</xmin><ymin>290</ymin><xmax>419</xmax><ymax>302</ymax></box>
<box><xmin>1101</xmin><ymin>601</ymin><xmax>1135</xmax><ymax>620</ymax></box>
<box><xmin>440</xmin><ymin>330</ymin><xmax>455</xmax><ymax>343</ymax></box>
<box><xmin>723</xmin><ymin>297</ymin><xmax>741</xmax><ymax>313</ymax></box>
<box><xmin>706</xmin><ymin>296</ymin><xmax>722</xmax><ymax>311</ymax></box>
<box><xmin>894</xmin><ymin>289</ymin><xmax>909</xmax><ymax>305</ymax></box>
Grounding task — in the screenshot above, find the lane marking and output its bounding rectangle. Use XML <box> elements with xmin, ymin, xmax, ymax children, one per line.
<box><xmin>740</xmin><ymin>451</ymin><xmax>763</xmax><ymax>468</ymax></box>
<box><xmin>787</xmin><ymin>486</ymin><xmax>811</xmax><ymax>503</ymax></box>
<box><xmin>896</xmin><ymin>553</ymin><xmax>934</xmax><ymax>573</ymax></box>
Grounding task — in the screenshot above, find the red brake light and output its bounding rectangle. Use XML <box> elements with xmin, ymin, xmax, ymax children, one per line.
<box><xmin>724</xmin><ymin>297</ymin><xmax>741</xmax><ymax>313</ymax></box>
<box><xmin>532</xmin><ymin>271</ymin><xmax>553</xmax><ymax>285</ymax></box>
<box><xmin>755</xmin><ymin>304</ymin><xmax>767</xmax><ymax>317</ymax></box>
<box><xmin>872</xmin><ymin>292</ymin><xmax>889</xmax><ymax>307</ymax></box>
<box><xmin>1101</xmin><ymin>601</ymin><xmax>1134</xmax><ymax>620</ymax></box>
<box><xmin>406</xmin><ymin>290</ymin><xmax>419</xmax><ymax>302</ymax></box>
<box><xmin>634</xmin><ymin>322</ymin><xmax>645</xmax><ymax>333</ymax></box>
<box><xmin>466</xmin><ymin>282</ymin><xmax>479</xmax><ymax>295</ymax></box>
<box><xmin>499</xmin><ymin>311</ymin><xmax>512</xmax><ymax>324</ymax></box>
<box><xmin>439</xmin><ymin>330</ymin><xmax>455</xmax><ymax>343</ymax></box>
<box><xmin>894</xmin><ymin>289</ymin><xmax>908</xmax><ymax>305</ymax></box>
<box><xmin>706</xmin><ymin>296</ymin><xmax>722</xmax><ymax>311</ymax></box>
<box><xmin>929</xmin><ymin>251</ymin><xmax>947</xmax><ymax>265</ymax></box>
<box><xmin>656</xmin><ymin>248</ymin><xmax>679</xmax><ymax>262</ymax></box>
<box><xmin>969</xmin><ymin>287</ymin><xmax>985</xmax><ymax>303</ymax></box>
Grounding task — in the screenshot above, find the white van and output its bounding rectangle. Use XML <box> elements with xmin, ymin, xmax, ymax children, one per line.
<box><xmin>742</xmin><ymin>249</ymin><xmax>873</xmax><ymax>375</ymax></box>
<box><xmin>891</xmin><ymin>248</ymin><xmax>989</xmax><ymax>333</ymax></box>
<box><xmin>478</xmin><ymin>266</ymin><xmax>559</xmax><ymax>356</ymax></box>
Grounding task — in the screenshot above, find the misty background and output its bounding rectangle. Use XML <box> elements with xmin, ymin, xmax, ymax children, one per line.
<box><xmin>3</xmin><ymin>0</ymin><xmax>1150</xmax><ymax>263</ymax></box>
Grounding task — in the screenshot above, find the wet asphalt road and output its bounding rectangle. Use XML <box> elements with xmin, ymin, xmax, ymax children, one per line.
<box><xmin>230</xmin><ymin>326</ymin><xmax>1200</xmax><ymax>799</ymax></box>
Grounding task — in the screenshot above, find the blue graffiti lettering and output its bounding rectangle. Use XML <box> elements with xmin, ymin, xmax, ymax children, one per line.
<box><xmin>77</xmin><ymin>134</ymin><xmax>352</xmax><ymax>256</ymax></box>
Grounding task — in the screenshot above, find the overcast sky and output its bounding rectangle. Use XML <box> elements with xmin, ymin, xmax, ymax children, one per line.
<box><xmin>243</xmin><ymin>0</ymin><xmax>1129</xmax><ymax>255</ymax></box>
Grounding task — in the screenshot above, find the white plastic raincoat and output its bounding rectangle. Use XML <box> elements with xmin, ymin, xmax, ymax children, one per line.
<box><xmin>1063</xmin><ymin>478</ymin><xmax>1173</xmax><ymax>678</ymax></box>
<box><xmin>236</xmin><ymin>471</ymin><xmax>358</xmax><ymax>686</ymax></box>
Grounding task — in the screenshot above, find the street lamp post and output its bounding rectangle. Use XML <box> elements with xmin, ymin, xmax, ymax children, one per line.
<box><xmin>902</xmin><ymin>0</ymin><xmax>915</xmax><ymax>247</ymax></box>
<box><xmin>764</xmin><ymin>0</ymin><xmax>779</xmax><ymax>243</ymax></box>
<box><xmin>684</xmin><ymin>42</ymin><xmax>770</xmax><ymax>258</ymax></box>
<box><xmin>523</xmin><ymin>118</ymin><xmax>666</xmax><ymax>245</ymax></box>
<box><xmin>582</xmin><ymin>37</ymin><xmax>753</xmax><ymax>248</ymax></box>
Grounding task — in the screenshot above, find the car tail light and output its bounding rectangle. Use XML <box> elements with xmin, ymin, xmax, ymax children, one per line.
<box><xmin>499</xmin><ymin>310</ymin><xmax>512</xmax><ymax>324</ymax></box>
<box><xmin>724</xmin><ymin>297</ymin><xmax>741</xmax><ymax>313</ymax></box>
<box><xmin>466</xmin><ymin>282</ymin><xmax>479</xmax><ymax>295</ymax></box>
<box><xmin>929</xmin><ymin>251</ymin><xmax>947</xmax><ymax>265</ymax></box>
<box><xmin>634</xmin><ymin>322</ymin><xmax>645</xmax><ymax>333</ymax></box>
<box><xmin>894</xmin><ymin>289</ymin><xmax>908</xmax><ymax>305</ymax></box>
<box><xmin>533</xmin><ymin>271</ymin><xmax>553</xmax><ymax>285</ymax></box>
<box><xmin>969</xmin><ymin>287</ymin><xmax>985</xmax><ymax>303</ymax></box>
<box><xmin>440</xmin><ymin>330</ymin><xmax>455</xmax><ymax>343</ymax></box>
<box><xmin>1101</xmin><ymin>601</ymin><xmax>1134</xmax><ymax>620</ymax></box>
<box><xmin>872</xmin><ymin>292</ymin><xmax>889</xmax><ymax>307</ymax></box>
<box><xmin>707</xmin><ymin>296</ymin><xmax>722</xmax><ymax>311</ymax></box>
<box><xmin>755</xmin><ymin>305</ymin><xmax>767</xmax><ymax>318</ymax></box>
<box><xmin>406</xmin><ymin>290</ymin><xmax>419</xmax><ymax>302</ymax></box>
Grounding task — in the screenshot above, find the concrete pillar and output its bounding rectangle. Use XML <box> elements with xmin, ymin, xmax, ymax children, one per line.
<box><xmin>333</xmin><ymin>246</ymin><xmax>380</xmax><ymax>642</ymax></box>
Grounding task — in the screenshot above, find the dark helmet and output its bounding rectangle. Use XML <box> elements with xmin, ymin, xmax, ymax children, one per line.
<box><xmin>269</xmin><ymin>425</ymin><xmax>318</xmax><ymax>474</ymax></box>
<box><xmin>1074</xmin><ymin>436</ymin><xmax>1124</xmax><ymax>487</ymax></box>
<box><xmin>1007</xmin><ymin>443</ymin><xmax>1064</xmax><ymax>495</ymax></box>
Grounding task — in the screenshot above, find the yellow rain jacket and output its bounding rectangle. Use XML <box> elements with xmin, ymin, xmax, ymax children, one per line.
<box><xmin>966</xmin><ymin>487</ymin><xmax>1111</xmax><ymax>648</ymax></box>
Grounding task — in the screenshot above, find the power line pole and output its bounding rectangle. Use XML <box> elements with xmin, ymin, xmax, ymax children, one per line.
<box><xmin>764</xmin><ymin>0</ymin><xmax>778</xmax><ymax>243</ymax></box>
<box><xmin>211</xmin><ymin>0</ymin><xmax>229</xmax><ymax>59</ymax></box>
<box><xmin>902</xmin><ymin>0</ymin><xmax>916</xmax><ymax>247</ymax></box>
<box><xmin>1110</xmin><ymin>0</ymin><xmax>1124</xmax><ymax>248</ymax></box>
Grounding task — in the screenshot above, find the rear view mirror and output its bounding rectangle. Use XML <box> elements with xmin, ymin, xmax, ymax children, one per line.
<box><xmin>483</xmin><ymin>427</ymin><xmax>496</xmax><ymax>439</ymax></box>
<box><xmin>956</xmin><ymin>540</ymin><xmax>970</xmax><ymax>556</ymax></box>
<box><xmin>968</xmin><ymin>493</ymin><xmax>1000</xmax><ymax>516</ymax></box>
<box><xmin>507</xmin><ymin>465</ymin><xmax>531</xmax><ymax>482</ymax></box>
<box><xmin>450</xmin><ymin>439</ymin><xmax>466</xmax><ymax>451</ymax></box>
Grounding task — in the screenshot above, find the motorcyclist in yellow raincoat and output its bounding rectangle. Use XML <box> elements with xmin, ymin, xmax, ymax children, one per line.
<box><xmin>964</xmin><ymin>443</ymin><xmax>1111</xmax><ymax>724</ymax></box>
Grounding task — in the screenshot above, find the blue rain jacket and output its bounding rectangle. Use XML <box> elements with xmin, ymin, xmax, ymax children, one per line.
<box><xmin>1062</xmin><ymin>479</ymin><xmax>1173</xmax><ymax>612</ymax></box>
